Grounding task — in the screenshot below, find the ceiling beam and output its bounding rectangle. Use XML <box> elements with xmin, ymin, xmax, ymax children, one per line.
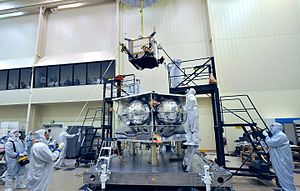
<box><xmin>0</xmin><ymin>0</ymin><xmax>113</xmax><ymax>16</ymax></box>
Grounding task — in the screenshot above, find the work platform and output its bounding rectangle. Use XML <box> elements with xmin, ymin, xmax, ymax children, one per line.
<box><xmin>83</xmin><ymin>149</ymin><xmax>232</xmax><ymax>190</ymax></box>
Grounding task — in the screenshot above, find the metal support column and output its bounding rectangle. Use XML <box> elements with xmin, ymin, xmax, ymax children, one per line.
<box><xmin>102</xmin><ymin>79</ymin><xmax>107</xmax><ymax>141</ymax></box>
<box><xmin>211</xmin><ymin>87</ymin><xmax>225</xmax><ymax>167</ymax></box>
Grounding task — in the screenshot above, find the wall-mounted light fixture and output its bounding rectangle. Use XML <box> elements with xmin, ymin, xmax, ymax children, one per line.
<box><xmin>0</xmin><ymin>11</ymin><xmax>25</xmax><ymax>19</ymax></box>
<box><xmin>57</xmin><ymin>3</ymin><xmax>84</xmax><ymax>10</ymax></box>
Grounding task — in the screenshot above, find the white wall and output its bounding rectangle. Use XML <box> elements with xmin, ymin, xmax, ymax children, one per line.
<box><xmin>207</xmin><ymin>0</ymin><xmax>300</xmax><ymax>118</ymax></box>
<box><xmin>0</xmin><ymin>85</ymin><xmax>103</xmax><ymax>105</ymax></box>
<box><xmin>0</xmin><ymin>105</ymin><xmax>27</xmax><ymax>121</ymax></box>
<box><xmin>198</xmin><ymin>97</ymin><xmax>216</xmax><ymax>150</ymax></box>
<box><xmin>208</xmin><ymin>0</ymin><xmax>300</xmax><ymax>96</ymax></box>
<box><xmin>0</xmin><ymin>89</ymin><xmax>31</xmax><ymax>106</ymax></box>
<box><xmin>44</xmin><ymin>2</ymin><xmax>117</xmax><ymax>58</ymax></box>
<box><xmin>37</xmin><ymin>101</ymin><xmax>102</xmax><ymax>130</ymax></box>
<box><xmin>120</xmin><ymin>0</ymin><xmax>212</xmax><ymax>93</ymax></box>
<box><xmin>224</xmin><ymin>126</ymin><xmax>244</xmax><ymax>152</ymax></box>
<box><xmin>0</xmin><ymin>14</ymin><xmax>38</xmax><ymax>60</ymax></box>
<box><xmin>208</xmin><ymin>0</ymin><xmax>300</xmax><ymax>148</ymax></box>
<box><xmin>31</xmin><ymin>85</ymin><xmax>103</xmax><ymax>104</ymax></box>
<box><xmin>0</xmin><ymin>101</ymin><xmax>102</xmax><ymax>131</ymax></box>
<box><xmin>246</xmin><ymin>90</ymin><xmax>300</xmax><ymax>118</ymax></box>
<box><xmin>0</xmin><ymin>3</ymin><xmax>117</xmax><ymax>106</ymax></box>
<box><xmin>0</xmin><ymin>105</ymin><xmax>27</xmax><ymax>132</ymax></box>
<box><xmin>0</xmin><ymin>14</ymin><xmax>38</xmax><ymax>69</ymax></box>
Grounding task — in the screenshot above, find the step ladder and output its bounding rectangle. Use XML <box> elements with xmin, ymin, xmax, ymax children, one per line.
<box><xmin>294</xmin><ymin>122</ymin><xmax>300</xmax><ymax>144</ymax></box>
<box><xmin>97</xmin><ymin>142</ymin><xmax>112</xmax><ymax>169</ymax></box>
<box><xmin>74</xmin><ymin>107</ymin><xmax>104</xmax><ymax>168</ymax></box>
<box><xmin>96</xmin><ymin>139</ymin><xmax>113</xmax><ymax>190</ymax></box>
<box><xmin>220</xmin><ymin>95</ymin><xmax>270</xmax><ymax>163</ymax></box>
<box><xmin>75</xmin><ymin>127</ymin><xmax>98</xmax><ymax>168</ymax></box>
<box><xmin>82</xmin><ymin>107</ymin><xmax>103</xmax><ymax>127</ymax></box>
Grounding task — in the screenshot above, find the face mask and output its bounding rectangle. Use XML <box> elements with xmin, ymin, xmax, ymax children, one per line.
<box><xmin>9</xmin><ymin>130</ymin><xmax>19</xmax><ymax>140</ymax></box>
<box><xmin>269</xmin><ymin>123</ymin><xmax>282</xmax><ymax>134</ymax></box>
<box><xmin>14</xmin><ymin>132</ymin><xmax>20</xmax><ymax>137</ymax></box>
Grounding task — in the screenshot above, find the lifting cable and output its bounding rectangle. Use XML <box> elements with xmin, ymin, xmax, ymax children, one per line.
<box><xmin>69</xmin><ymin>59</ymin><xmax>116</xmax><ymax>132</ymax></box>
<box><xmin>140</xmin><ymin>0</ymin><xmax>144</xmax><ymax>36</ymax></box>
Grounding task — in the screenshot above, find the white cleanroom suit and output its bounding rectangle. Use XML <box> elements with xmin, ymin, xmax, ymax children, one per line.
<box><xmin>184</xmin><ymin>88</ymin><xmax>199</xmax><ymax>145</ymax></box>
<box><xmin>24</xmin><ymin>131</ymin><xmax>33</xmax><ymax>154</ymax></box>
<box><xmin>167</xmin><ymin>59</ymin><xmax>183</xmax><ymax>88</ymax></box>
<box><xmin>4</xmin><ymin>129</ymin><xmax>26</xmax><ymax>191</ymax></box>
<box><xmin>27</xmin><ymin>129</ymin><xmax>64</xmax><ymax>191</ymax></box>
<box><xmin>265</xmin><ymin>123</ymin><xmax>296</xmax><ymax>191</ymax></box>
<box><xmin>55</xmin><ymin>127</ymin><xmax>79</xmax><ymax>167</ymax></box>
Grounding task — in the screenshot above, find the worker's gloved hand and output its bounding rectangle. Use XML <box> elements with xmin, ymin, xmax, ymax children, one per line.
<box><xmin>57</xmin><ymin>143</ymin><xmax>65</xmax><ymax>152</ymax></box>
<box><xmin>23</xmin><ymin>151</ymin><xmax>29</xmax><ymax>156</ymax></box>
<box><xmin>21</xmin><ymin>152</ymin><xmax>28</xmax><ymax>156</ymax></box>
<box><xmin>262</xmin><ymin>130</ymin><xmax>268</xmax><ymax>137</ymax></box>
<box><xmin>18</xmin><ymin>153</ymin><xmax>25</xmax><ymax>157</ymax></box>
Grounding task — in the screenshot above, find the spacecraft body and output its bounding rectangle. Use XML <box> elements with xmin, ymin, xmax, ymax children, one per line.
<box><xmin>114</xmin><ymin>92</ymin><xmax>186</xmax><ymax>140</ymax></box>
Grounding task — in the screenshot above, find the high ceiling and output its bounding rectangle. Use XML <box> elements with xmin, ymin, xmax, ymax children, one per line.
<box><xmin>0</xmin><ymin>0</ymin><xmax>114</xmax><ymax>17</ymax></box>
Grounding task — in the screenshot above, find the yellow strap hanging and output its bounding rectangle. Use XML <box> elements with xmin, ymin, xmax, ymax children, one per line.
<box><xmin>140</xmin><ymin>0</ymin><xmax>144</xmax><ymax>36</ymax></box>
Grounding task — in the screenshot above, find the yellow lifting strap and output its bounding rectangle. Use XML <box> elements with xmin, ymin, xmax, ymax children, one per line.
<box><xmin>140</xmin><ymin>0</ymin><xmax>144</xmax><ymax>36</ymax></box>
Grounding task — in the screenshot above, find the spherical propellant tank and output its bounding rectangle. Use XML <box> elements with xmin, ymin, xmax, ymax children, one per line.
<box><xmin>156</xmin><ymin>99</ymin><xmax>185</xmax><ymax>125</ymax></box>
<box><xmin>119</xmin><ymin>99</ymin><xmax>151</xmax><ymax>125</ymax></box>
